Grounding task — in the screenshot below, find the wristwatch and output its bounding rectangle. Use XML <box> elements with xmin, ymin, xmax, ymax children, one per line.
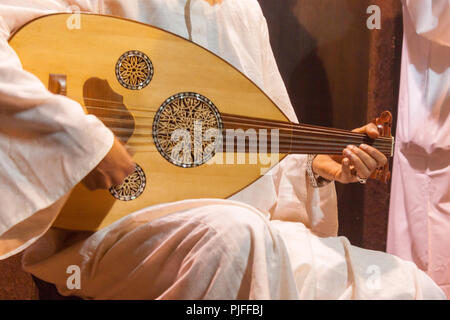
<box><xmin>306</xmin><ymin>154</ymin><xmax>332</xmax><ymax>188</ymax></box>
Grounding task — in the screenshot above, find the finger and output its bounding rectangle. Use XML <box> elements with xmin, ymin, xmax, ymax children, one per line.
<box><xmin>111</xmin><ymin>163</ymin><xmax>136</xmax><ymax>186</ymax></box>
<box><xmin>125</xmin><ymin>162</ymin><xmax>137</xmax><ymax>176</ymax></box>
<box><xmin>101</xmin><ymin>175</ymin><xmax>114</xmax><ymax>189</ymax></box>
<box><xmin>111</xmin><ymin>173</ymin><xmax>128</xmax><ymax>187</ymax></box>
<box><xmin>343</xmin><ymin>147</ymin><xmax>371</xmax><ymax>178</ymax></box>
<box><xmin>359</xmin><ymin>144</ymin><xmax>388</xmax><ymax>167</ymax></box>
<box><xmin>341</xmin><ymin>157</ymin><xmax>357</xmax><ymax>183</ymax></box>
<box><xmin>352</xmin><ymin>123</ymin><xmax>380</xmax><ymax>139</ymax></box>
<box><xmin>90</xmin><ymin>166</ymin><xmax>115</xmax><ymax>189</ymax></box>
<box><xmin>347</xmin><ymin>145</ymin><xmax>377</xmax><ymax>172</ymax></box>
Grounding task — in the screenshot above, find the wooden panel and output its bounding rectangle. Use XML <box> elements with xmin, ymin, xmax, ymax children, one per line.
<box><xmin>259</xmin><ymin>0</ymin><xmax>371</xmax><ymax>128</ymax></box>
<box><xmin>363</xmin><ymin>0</ymin><xmax>403</xmax><ymax>251</ymax></box>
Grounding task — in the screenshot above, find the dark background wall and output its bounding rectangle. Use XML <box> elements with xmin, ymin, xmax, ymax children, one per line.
<box><xmin>257</xmin><ymin>0</ymin><xmax>403</xmax><ymax>250</ymax></box>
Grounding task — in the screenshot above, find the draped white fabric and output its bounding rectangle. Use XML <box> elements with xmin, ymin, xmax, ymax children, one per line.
<box><xmin>0</xmin><ymin>0</ymin><xmax>445</xmax><ymax>299</ymax></box>
<box><xmin>387</xmin><ymin>0</ymin><xmax>450</xmax><ymax>298</ymax></box>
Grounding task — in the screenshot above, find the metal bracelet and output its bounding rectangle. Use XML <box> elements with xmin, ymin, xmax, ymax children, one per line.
<box><xmin>306</xmin><ymin>154</ymin><xmax>332</xmax><ymax>188</ymax></box>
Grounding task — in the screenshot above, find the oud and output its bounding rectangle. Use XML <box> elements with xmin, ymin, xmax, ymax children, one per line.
<box><xmin>9</xmin><ymin>14</ymin><xmax>394</xmax><ymax>231</ymax></box>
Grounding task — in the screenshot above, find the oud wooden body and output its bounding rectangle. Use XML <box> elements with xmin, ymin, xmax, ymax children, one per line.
<box><xmin>9</xmin><ymin>14</ymin><xmax>290</xmax><ymax>231</ymax></box>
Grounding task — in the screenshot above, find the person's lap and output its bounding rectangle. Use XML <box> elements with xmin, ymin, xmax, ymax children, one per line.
<box><xmin>22</xmin><ymin>200</ymin><xmax>446</xmax><ymax>299</ymax></box>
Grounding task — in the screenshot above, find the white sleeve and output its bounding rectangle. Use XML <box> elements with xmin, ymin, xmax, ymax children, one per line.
<box><xmin>0</xmin><ymin>9</ymin><xmax>113</xmax><ymax>258</ymax></box>
<box><xmin>403</xmin><ymin>0</ymin><xmax>450</xmax><ymax>46</ymax></box>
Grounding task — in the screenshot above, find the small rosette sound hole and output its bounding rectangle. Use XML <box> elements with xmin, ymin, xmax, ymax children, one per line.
<box><xmin>109</xmin><ymin>164</ymin><xmax>146</xmax><ymax>201</ymax></box>
<box><xmin>115</xmin><ymin>50</ymin><xmax>154</xmax><ymax>90</ymax></box>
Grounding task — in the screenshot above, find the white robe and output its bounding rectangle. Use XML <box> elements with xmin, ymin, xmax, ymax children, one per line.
<box><xmin>387</xmin><ymin>0</ymin><xmax>450</xmax><ymax>298</ymax></box>
<box><xmin>0</xmin><ymin>0</ymin><xmax>445</xmax><ymax>299</ymax></box>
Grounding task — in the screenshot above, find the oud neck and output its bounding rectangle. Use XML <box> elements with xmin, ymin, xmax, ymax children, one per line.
<box><xmin>221</xmin><ymin>114</ymin><xmax>394</xmax><ymax>157</ymax></box>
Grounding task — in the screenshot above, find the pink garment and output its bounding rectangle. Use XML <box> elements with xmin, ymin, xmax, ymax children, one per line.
<box><xmin>387</xmin><ymin>0</ymin><xmax>450</xmax><ymax>298</ymax></box>
<box><xmin>22</xmin><ymin>199</ymin><xmax>444</xmax><ymax>299</ymax></box>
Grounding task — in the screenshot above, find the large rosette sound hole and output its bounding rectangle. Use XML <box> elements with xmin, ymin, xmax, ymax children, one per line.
<box><xmin>153</xmin><ymin>93</ymin><xmax>223</xmax><ymax>168</ymax></box>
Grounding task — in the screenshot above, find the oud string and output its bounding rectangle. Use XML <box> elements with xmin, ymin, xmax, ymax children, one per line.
<box><xmin>68</xmin><ymin>96</ymin><xmax>392</xmax><ymax>156</ymax></box>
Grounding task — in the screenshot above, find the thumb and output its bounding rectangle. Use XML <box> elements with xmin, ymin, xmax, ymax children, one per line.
<box><xmin>352</xmin><ymin>123</ymin><xmax>380</xmax><ymax>139</ymax></box>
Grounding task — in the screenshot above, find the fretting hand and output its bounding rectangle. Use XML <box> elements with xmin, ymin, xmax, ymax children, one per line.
<box><xmin>312</xmin><ymin>123</ymin><xmax>388</xmax><ymax>184</ymax></box>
